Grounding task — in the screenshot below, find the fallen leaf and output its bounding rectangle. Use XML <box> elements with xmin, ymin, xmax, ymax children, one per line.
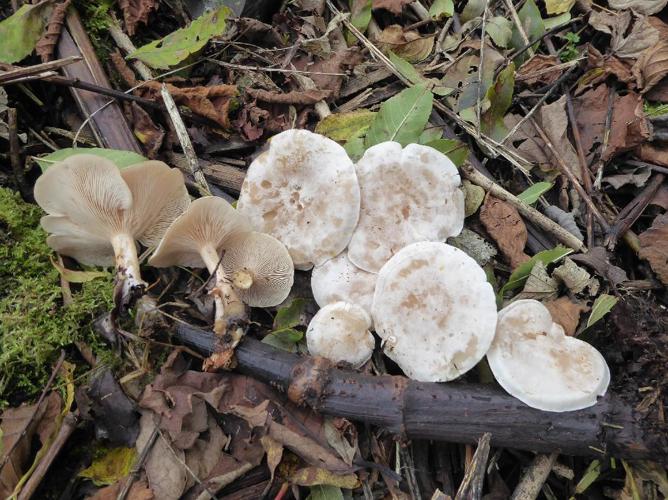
<box><xmin>111</xmin><ymin>50</ymin><xmax>139</xmax><ymax>87</ymax></box>
<box><xmin>184</xmin><ymin>414</ymin><xmax>227</xmax><ymax>489</ymax></box>
<box><xmin>487</xmin><ymin>16</ymin><xmax>513</xmax><ymax>48</ymax></box>
<box><xmin>429</xmin><ymin>0</ymin><xmax>454</xmax><ymax>18</ymax></box>
<box><xmin>608</xmin><ymin>0</ymin><xmax>667</xmax><ymax>15</ymax></box>
<box><xmin>509</xmin><ymin>0</ymin><xmax>545</xmax><ymax>65</ymax></box>
<box><xmin>308</xmin><ymin>485</ymin><xmax>344</xmax><ymax>500</ymax></box>
<box><xmin>479</xmin><ymin>195</ymin><xmax>529</xmax><ymax>268</ymax></box>
<box><xmin>350</xmin><ymin>0</ymin><xmax>373</xmax><ymax>35</ymax></box>
<box><xmin>500</xmin><ymin>245</ymin><xmax>572</xmax><ymax>295</ymax></box>
<box><xmin>424</xmin><ymin>138</ymin><xmax>469</xmax><ymax>166</ymax></box>
<box><xmin>481</xmin><ymin>63</ymin><xmax>515</xmax><ymax>141</ymax></box>
<box><xmin>291</xmin><ymin>467</ymin><xmax>359</xmax><ymax>488</ymax></box>
<box><xmin>651</xmin><ymin>185</ymin><xmax>668</xmax><ymax>209</ymax></box>
<box><xmin>604</xmin><ymin>166</ymin><xmax>651</xmax><ymax>189</ymax></box>
<box><xmin>634</xmin><ymin>40</ymin><xmax>668</xmax><ymax>93</ymax></box>
<box><xmin>449</xmin><ymin>228</ymin><xmax>498</xmax><ymax>266</ymax></box>
<box><xmin>87</xmin><ymin>476</ymin><xmax>154</xmax><ymax>500</ymax></box>
<box><xmin>637</xmin><ymin>143</ymin><xmax>668</xmax><ymax>167</ymax></box>
<box><xmin>544</xmin><ymin>205</ymin><xmax>585</xmax><ymax>241</ymax></box>
<box><xmin>517</xmin><ymin>182</ymin><xmax>553</xmax><ymax>204</ymax></box>
<box><xmin>273</xmin><ymin>298</ymin><xmax>309</xmax><ymax>330</ymax></box>
<box><xmin>262</xmin><ymin>328</ymin><xmax>303</xmax><ymax>352</ymax></box>
<box><xmin>79</xmin><ymin>447</ymin><xmax>137</xmax><ymax>486</ymax></box>
<box><xmin>0</xmin><ymin>1</ymin><xmax>54</xmax><ymax>64</ymax></box>
<box><xmin>553</xmin><ymin>258</ymin><xmax>591</xmax><ymax>293</ymax></box>
<box><xmin>570</xmin><ymin>247</ymin><xmax>629</xmax><ymax>287</ymax></box>
<box><xmin>585</xmin><ymin>45</ymin><xmax>634</xmax><ymax>86</ymax></box>
<box><xmin>142</xmin><ymin>81</ymin><xmax>237</xmax><ymax>129</ymax></box>
<box><xmin>376</xmin><ymin>25</ymin><xmax>434</xmax><ymax>63</ymax></box>
<box><xmin>546</xmin><ymin>0</ymin><xmax>575</xmax><ymax>15</ymax></box>
<box><xmin>364</xmin><ymin>85</ymin><xmax>433</xmax><ymax>148</ymax></box>
<box><xmin>515</xmin><ymin>260</ymin><xmax>559</xmax><ymax>300</ymax></box>
<box><xmin>544</xmin><ymin>297</ymin><xmax>589</xmax><ymax>336</ymax></box>
<box><xmin>36</xmin><ymin>147</ymin><xmax>146</xmax><ymax>171</ymax></box>
<box><xmin>119</xmin><ymin>0</ymin><xmax>158</xmax><ymax>36</ymax></box>
<box><xmin>129</xmin><ymin>6</ymin><xmax>231</xmax><ymax>69</ymax></box>
<box><xmin>389</xmin><ymin>52</ymin><xmax>451</xmax><ymax>95</ymax></box>
<box><xmin>590</xmin><ymin>11</ymin><xmax>658</xmax><ymax>60</ymax></box>
<box><xmin>324</xmin><ymin>418</ymin><xmax>357</xmax><ymax>466</ymax></box>
<box><xmin>586</xmin><ymin>294</ymin><xmax>619</xmax><ymax>328</ymax></box>
<box><xmin>517</xmin><ymin>54</ymin><xmax>563</xmax><ymax>86</ymax></box>
<box><xmin>638</xmin><ymin>212</ymin><xmax>668</xmax><ymax>284</ymax></box>
<box><xmin>35</xmin><ymin>0</ymin><xmax>70</xmax><ymax>62</ymax></box>
<box><xmin>246</xmin><ymin>88</ymin><xmax>331</xmax><ymax>105</ymax></box>
<box><xmin>372</xmin><ymin>0</ymin><xmax>412</xmax><ymax>14</ymax></box>
<box><xmin>315</xmin><ymin>110</ymin><xmax>376</xmax><ymax>142</ymax></box>
<box><xmin>50</xmin><ymin>256</ymin><xmax>109</xmax><ymax>283</ymax></box>
<box><xmin>462</xmin><ymin>180</ymin><xmax>485</xmax><ymax>216</ymax></box>
<box><xmin>303</xmin><ymin>49</ymin><xmax>362</xmax><ymax>98</ymax></box>
<box><xmin>130</xmin><ymin>103</ymin><xmax>164</xmax><ymax>158</ymax></box>
<box><xmin>261</xmin><ymin>435</ymin><xmax>283</xmax><ymax>480</ymax></box>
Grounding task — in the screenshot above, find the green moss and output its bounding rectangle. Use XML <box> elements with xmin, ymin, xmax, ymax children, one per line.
<box><xmin>0</xmin><ymin>188</ymin><xmax>114</xmax><ymax>404</ymax></box>
<box><xmin>73</xmin><ymin>0</ymin><xmax>115</xmax><ymax>61</ymax></box>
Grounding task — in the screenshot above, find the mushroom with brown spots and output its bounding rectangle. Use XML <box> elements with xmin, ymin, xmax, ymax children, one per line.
<box><xmin>149</xmin><ymin>196</ymin><xmax>251</xmax><ymax>338</ymax></box>
<box><xmin>34</xmin><ymin>154</ymin><xmax>190</xmax><ymax>310</ymax></box>
<box><xmin>487</xmin><ymin>299</ymin><xmax>610</xmax><ymax>412</ymax></box>
<box><xmin>311</xmin><ymin>252</ymin><xmax>377</xmax><ymax>318</ymax></box>
<box><xmin>222</xmin><ymin>231</ymin><xmax>294</xmax><ymax>307</ymax></box>
<box><xmin>306</xmin><ymin>302</ymin><xmax>375</xmax><ymax>368</ymax></box>
<box><xmin>371</xmin><ymin>241</ymin><xmax>497</xmax><ymax>382</ymax></box>
<box><xmin>237</xmin><ymin>129</ymin><xmax>360</xmax><ymax>270</ymax></box>
<box><xmin>348</xmin><ymin>142</ymin><xmax>465</xmax><ymax>273</ymax></box>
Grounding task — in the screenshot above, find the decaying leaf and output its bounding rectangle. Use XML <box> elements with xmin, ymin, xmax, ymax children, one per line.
<box><xmin>35</xmin><ymin>0</ymin><xmax>70</xmax><ymax>63</ymax></box>
<box><xmin>638</xmin><ymin>213</ymin><xmax>668</xmax><ymax>284</ymax></box>
<box><xmin>516</xmin><ymin>260</ymin><xmax>559</xmax><ymax>300</ymax></box>
<box><xmin>544</xmin><ymin>297</ymin><xmax>589</xmax><ymax>336</ymax></box>
<box><xmin>586</xmin><ymin>294</ymin><xmax>619</xmax><ymax>328</ymax></box>
<box><xmin>372</xmin><ymin>0</ymin><xmax>412</xmax><ymax>14</ymax></box>
<box><xmin>130</xmin><ymin>103</ymin><xmax>164</xmax><ymax>158</ymax></box>
<box><xmin>291</xmin><ymin>466</ymin><xmax>359</xmax><ymax>488</ymax></box>
<box><xmin>429</xmin><ymin>0</ymin><xmax>454</xmax><ymax>18</ymax></box>
<box><xmin>0</xmin><ymin>1</ymin><xmax>54</xmax><ymax>64</ymax></box>
<box><xmin>634</xmin><ymin>40</ymin><xmax>668</xmax><ymax>93</ymax></box>
<box><xmin>608</xmin><ymin>0</ymin><xmax>668</xmax><ymax>15</ymax></box>
<box><xmin>516</xmin><ymin>54</ymin><xmax>563</xmax><ymax>86</ymax></box>
<box><xmin>571</xmin><ymin>247</ymin><xmax>629</xmax><ymax>287</ymax></box>
<box><xmin>246</xmin><ymin>88</ymin><xmax>331</xmax><ymax>105</ymax></box>
<box><xmin>449</xmin><ymin>228</ymin><xmax>498</xmax><ymax>266</ymax></box>
<box><xmin>487</xmin><ymin>16</ymin><xmax>513</xmax><ymax>48</ymax></box>
<box><xmin>315</xmin><ymin>110</ymin><xmax>376</xmax><ymax>142</ymax></box>
<box><xmin>462</xmin><ymin>180</ymin><xmax>485</xmax><ymax>216</ymax></box>
<box><xmin>543</xmin><ymin>205</ymin><xmax>584</xmax><ymax>241</ymax></box>
<box><xmin>129</xmin><ymin>6</ymin><xmax>231</xmax><ymax>69</ymax></box>
<box><xmin>585</xmin><ymin>45</ymin><xmax>634</xmax><ymax>86</ymax></box>
<box><xmin>604</xmin><ymin>166</ymin><xmax>651</xmax><ymax>189</ymax></box>
<box><xmin>376</xmin><ymin>25</ymin><xmax>434</xmax><ymax>62</ymax></box>
<box><xmin>79</xmin><ymin>447</ymin><xmax>137</xmax><ymax>486</ymax></box>
<box><xmin>509</xmin><ymin>0</ymin><xmax>545</xmax><ymax>65</ymax></box>
<box><xmin>479</xmin><ymin>195</ymin><xmax>529</xmax><ymax>268</ymax></box>
<box><xmin>119</xmin><ymin>0</ymin><xmax>159</xmax><ymax>36</ymax></box>
<box><xmin>481</xmin><ymin>63</ymin><xmax>515</xmax><ymax>141</ymax></box>
<box><xmin>88</xmin><ymin>476</ymin><xmax>154</xmax><ymax>500</ymax></box>
<box><xmin>553</xmin><ymin>258</ymin><xmax>591</xmax><ymax>294</ymax></box>
<box><xmin>589</xmin><ymin>11</ymin><xmax>658</xmax><ymax>60</ymax></box>
<box><xmin>546</xmin><ymin>0</ymin><xmax>575</xmax><ymax>15</ymax></box>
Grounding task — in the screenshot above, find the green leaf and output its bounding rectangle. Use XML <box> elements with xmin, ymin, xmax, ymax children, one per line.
<box><xmin>586</xmin><ymin>294</ymin><xmax>618</xmax><ymax>329</ymax></box>
<box><xmin>50</xmin><ymin>257</ymin><xmax>109</xmax><ymax>283</ymax></box>
<box><xmin>262</xmin><ymin>328</ymin><xmax>304</xmax><ymax>352</ymax></box>
<box><xmin>349</xmin><ymin>0</ymin><xmax>372</xmax><ymax>34</ymax></box>
<box><xmin>544</xmin><ymin>12</ymin><xmax>571</xmax><ymax>30</ymax></box>
<box><xmin>461</xmin><ymin>0</ymin><xmax>485</xmax><ymax>23</ymax></box>
<box><xmin>418</xmin><ymin>127</ymin><xmax>443</xmax><ymax>144</ymax></box>
<box><xmin>344</xmin><ymin>136</ymin><xmax>366</xmax><ymax>161</ymax></box>
<box><xmin>0</xmin><ymin>1</ymin><xmax>54</xmax><ymax>64</ymax></box>
<box><xmin>315</xmin><ymin>110</ymin><xmax>376</xmax><ymax>142</ymax></box>
<box><xmin>429</xmin><ymin>0</ymin><xmax>454</xmax><ymax>18</ymax></box>
<box><xmin>500</xmin><ymin>245</ymin><xmax>572</xmax><ymax>296</ymax></box>
<box><xmin>36</xmin><ymin>148</ymin><xmax>146</xmax><ymax>172</ymax></box>
<box><xmin>307</xmin><ymin>485</ymin><xmax>344</xmax><ymax>500</ymax></box>
<box><xmin>129</xmin><ymin>7</ymin><xmax>232</xmax><ymax>69</ymax></box>
<box><xmin>574</xmin><ymin>459</ymin><xmax>602</xmax><ymax>494</ymax></box>
<box><xmin>364</xmin><ymin>85</ymin><xmax>433</xmax><ymax>148</ymax></box>
<box><xmin>389</xmin><ymin>53</ymin><xmax>452</xmax><ymax>96</ymax></box>
<box><xmin>79</xmin><ymin>447</ymin><xmax>137</xmax><ymax>486</ymax></box>
<box><xmin>487</xmin><ymin>16</ymin><xmax>513</xmax><ymax>48</ymax></box>
<box><xmin>424</xmin><ymin>138</ymin><xmax>469</xmax><ymax>167</ymax></box>
<box><xmin>273</xmin><ymin>298</ymin><xmax>308</xmax><ymax>330</ymax></box>
<box><xmin>510</xmin><ymin>0</ymin><xmax>545</xmax><ymax>65</ymax></box>
<box><xmin>517</xmin><ymin>182</ymin><xmax>553</xmax><ymax>204</ymax></box>
<box><xmin>481</xmin><ymin>63</ymin><xmax>515</xmax><ymax>141</ymax></box>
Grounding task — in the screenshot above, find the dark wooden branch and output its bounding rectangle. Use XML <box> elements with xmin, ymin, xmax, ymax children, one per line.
<box><xmin>0</xmin><ymin>56</ymin><xmax>81</xmax><ymax>85</ymax></box>
<box><xmin>174</xmin><ymin>325</ymin><xmax>668</xmax><ymax>463</ymax></box>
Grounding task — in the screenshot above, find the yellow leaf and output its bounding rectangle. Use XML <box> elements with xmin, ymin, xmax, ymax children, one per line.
<box><xmin>545</xmin><ymin>0</ymin><xmax>575</xmax><ymax>15</ymax></box>
<box><xmin>290</xmin><ymin>467</ymin><xmax>359</xmax><ymax>489</ymax></box>
<box><xmin>79</xmin><ymin>447</ymin><xmax>137</xmax><ymax>486</ymax></box>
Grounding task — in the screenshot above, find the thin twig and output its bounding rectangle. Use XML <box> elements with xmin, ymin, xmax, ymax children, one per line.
<box><xmin>476</xmin><ymin>3</ymin><xmax>490</xmax><ymax>138</ymax></box>
<box><xmin>8</xmin><ymin>108</ymin><xmax>31</xmax><ymax>200</ymax></box>
<box><xmin>594</xmin><ymin>86</ymin><xmax>616</xmax><ymax>189</ymax></box>
<box><xmin>511</xmin><ymin>452</ymin><xmax>558</xmax><ymax>500</ymax></box>
<box><xmin>160</xmin><ymin>84</ymin><xmax>212</xmax><ymax>197</ymax></box>
<box><xmin>455</xmin><ymin>433</ymin><xmax>491</xmax><ymax>500</ymax></box>
<box><xmin>505</xmin><ymin>17</ymin><xmax>582</xmax><ymax>63</ymax></box>
<box><xmin>107</xmin><ymin>14</ymin><xmax>153</xmax><ymax>81</ymax></box>
<box><xmin>0</xmin><ymin>56</ymin><xmax>81</xmax><ymax>85</ymax></box>
<box><xmin>207</xmin><ymin>58</ymin><xmax>346</xmax><ymax>76</ymax></box>
<box><xmin>504</xmin><ymin>0</ymin><xmax>533</xmax><ymax>57</ymax></box>
<box><xmin>117</xmin><ymin>424</ymin><xmax>159</xmax><ymax>500</ymax></box>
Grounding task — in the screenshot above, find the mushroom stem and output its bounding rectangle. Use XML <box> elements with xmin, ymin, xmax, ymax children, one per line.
<box><xmin>200</xmin><ymin>244</ymin><xmax>247</xmax><ymax>335</ymax></box>
<box><xmin>110</xmin><ymin>232</ymin><xmax>146</xmax><ymax>306</ymax></box>
<box><xmin>232</xmin><ymin>270</ymin><xmax>253</xmax><ymax>290</ymax></box>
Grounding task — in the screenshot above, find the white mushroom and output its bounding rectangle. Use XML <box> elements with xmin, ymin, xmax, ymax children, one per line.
<box><xmin>35</xmin><ymin>154</ymin><xmax>190</xmax><ymax>308</ymax></box>
<box><xmin>348</xmin><ymin>142</ymin><xmax>465</xmax><ymax>273</ymax></box>
<box><xmin>237</xmin><ymin>129</ymin><xmax>360</xmax><ymax>270</ymax></box>
<box><xmin>487</xmin><ymin>299</ymin><xmax>610</xmax><ymax>412</ymax></box>
<box><xmin>372</xmin><ymin>242</ymin><xmax>497</xmax><ymax>382</ymax></box>
<box><xmin>149</xmin><ymin>196</ymin><xmax>251</xmax><ymax>335</ymax></box>
<box><xmin>222</xmin><ymin>231</ymin><xmax>294</xmax><ymax>307</ymax></box>
<box><xmin>306</xmin><ymin>302</ymin><xmax>375</xmax><ymax>368</ymax></box>
<box><xmin>311</xmin><ymin>252</ymin><xmax>377</xmax><ymax>317</ymax></box>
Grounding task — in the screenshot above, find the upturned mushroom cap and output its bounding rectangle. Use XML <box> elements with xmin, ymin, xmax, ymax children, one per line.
<box><xmin>222</xmin><ymin>231</ymin><xmax>294</xmax><ymax>307</ymax></box>
<box><xmin>487</xmin><ymin>299</ymin><xmax>610</xmax><ymax>412</ymax></box>
<box><xmin>34</xmin><ymin>154</ymin><xmax>190</xmax><ymax>264</ymax></box>
<box><xmin>372</xmin><ymin>242</ymin><xmax>497</xmax><ymax>382</ymax></box>
<box><xmin>348</xmin><ymin>142</ymin><xmax>465</xmax><ymax>273</ymax></box>
<box><xmin>236</xmin><ymin>129</ymin><xmax>360</xmax><ymax>270</ymax></box>
<box><xmin>311</xmin><ymin>252</ymin><xmax>377</xmax><ymax>316</ymax></box>
<box><xmin>306</xmin><ymin>302</ymin><xmax>375</xmax><ymax>368</ymax></box>
<box><xmin>149</xmin><ymin>196</ymin><xmax>251</xmax><ymax>268</ymax></box>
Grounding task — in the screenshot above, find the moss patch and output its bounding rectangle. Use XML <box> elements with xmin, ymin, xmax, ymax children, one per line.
<box><xmin>0</xmin><ymin>188</ymin><xmax>114</xmax><ymax>404</ymax></box>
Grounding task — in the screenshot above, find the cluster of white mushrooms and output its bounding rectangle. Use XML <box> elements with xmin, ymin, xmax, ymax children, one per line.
<box><xmin>34</xmin><ymin>130</ymin><xmax>611</xmax><ymax>413</ymax></box>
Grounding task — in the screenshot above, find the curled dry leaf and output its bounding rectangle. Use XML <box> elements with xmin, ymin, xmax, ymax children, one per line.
<box><xmin>297</xmin><ymin>49</ymin><xmax>363</xmax><ymax>98</ymax></box>
<box><xmin>544</xmin><ymin>206</ymin><xmax>584</xmax><ymax>241</ymax></box>
<box><xmin>119</xmin><ymin>0</ymin><xmax>159</xmax><ymax>36</ymax></box>
<box><xmin>638</xmin><ymin>213</ymin><xmax>668</xmax><ymax>285</ymax></box>
<box><xmin>130</xmin><ymin>103</ymin><xmax>164</xmax><ymax>158</ymax></box>
<box><xmin>516</xmin><ymin>54</ymin><xmax>562</xmax><ymax>86</ymax></box>
<box><xmin>35</xmin><ymin>0</ymin><xmax>71</xmax><ymax>63</ymax></box>
<box><xmin>585</xmin><ymin>45</ymin><xmax>634</xmax><ymax>86</ymax></box>
<box><xmin>589</xmin><ymin>11</ymin><xmax>658</xmax><ymax>60</ymax></box>
<box><xmin>110</xmin><ymin>50</ymin><xmax>139</xmax><ymax>87</ymax></box>
<box><xmin>608</xmin><ymin>0</ymin><xmax>668</xmax><ymax>15</ymax></box>
<box><xmin>246</xmin><ymin>88</ymin><xmax>332</xmax><ymax>104</ymax></box>
<box><xmin>634</xmin><ymin>40</ymin><xmax>668</xmax><ymax>93</ymax></box>
<box><xmin>87</xmin><ymin>476</ymin><xmax>154</xmax><ymax>500</ymax></box>
<box><xmin>570</xmin><ymin>247</ymin><xmax>629</xmax><ymax>287</ymax></box>
<box><xmin>479</xmin><ymin>195</ymin><xmax>529</xmax><ymax>268</ymax></box>
<box><xmin>544</xmin><ymin>297</ymin><xmax>589</xmax><ymax>336</ymax></box>
<box><xmin>376</xmin><ymin>25</ymin><xmax>435</xmax><ymax>63</ymax></box>
<box><xmin>372</xmin><ymin>0</ymin><xmax>412</xmax><ymax>14</ymax></box>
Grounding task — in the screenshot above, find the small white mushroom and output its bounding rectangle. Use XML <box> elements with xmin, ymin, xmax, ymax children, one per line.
<box><xmin>237</xmin><ymin>129</ymin><xmax>360</xmax><ymax>270</ymax></box>
<box><xmin>487</xmin><ymin>299</ymin><xmax>610</xmax><ymax>412</ymax></box>
<box><xmin>372</xmin><ymin>242</ymin><xmax>497</xmax><ymax>382</ymax></box>
<box><xmin>348</xmin><ymin>142</ymin><xmax>465</xmax><ymax>273</ymax></box>
<box><xmin>306</xmin><ymin>302</ymin><xmax>375</xmax><ymax>368</ymax></box>
<box><xmin>149</xmin><ymin>196</ymin><xmax>251</xmax><ymax>334</ymax></box>
<box><xmin>222</xmin><ymin>231</ymin><xmax>294</xmax><ymax>307</ymax></box>
<box><xmin>35</xmin><ymin>155</ymin><xmax>190</xmax><ymax>308</ymax></box>
<box><xmin>311</xmin><ymin>252</ymin><xmax>377</xmax><ymax>317</ymax></box>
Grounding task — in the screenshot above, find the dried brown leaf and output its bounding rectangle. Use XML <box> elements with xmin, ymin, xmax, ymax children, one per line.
<box><xmin>87</xmin><ymin>476</ymin><xmax>154</xmax><ymax>500</ymax></box>
<box><xmin>130</xmin><ymin>103</ymin><xmax>164</xmax><ymax>158</ymax></box>
<box><xmin>376</xmin><ymin>25</ymin><xmax>435</xmax><ymax>63</ymax></box>
<box><xmin>372</xmin><ymin>0</ymin><xmax>412</xmax><ymax>14</ymax></box>
<box><xmin>637</xmin><ymin>143</ymin><xmax>668</xmax><ymax>167</ymax></box>
<box><xmin>110</xmin><ymin>50</ymin><xmax>139</xmax><ymax>88</ymax></box>
<box><xmin>246</xmin><ymin>88</ymin><xmax>332</xmax><ymax>104</ymax></box>
<box><xmin>479</xmin><ymin>195</ymin><xmax>529</xmax><ymax>268</ymax></box>
<box><xmin>119</xmin><ymin>0</ymin><xmax>158</xmax><ymax>36</ymax></box>
<box><xmin>516</xmin><ymin>54</ymin><xmax>562</xmax><ymax>86</ymax></box>
<box><xmin>35</xmin><ymin>0</ymin><xmax>71</xmax><ymax>62</ymax></box>
<box><xmin>639</xmin><ymin>212</ymin><xmax>668</xmax><ymax>285</ymax></box>
<box><xmin>570</xmin><ymin>247</ymin><xmax>629</xmax><ymax>286</ymax></box>
<box><xmin>544</xmin><ymin>297</ymin><xmax>589</xmax><ymax>336</ymax></box>
<box><xmin>608</xmin><ymin>0</ymin><xmax>667</xmax><ymax>15</ymax></box>
<box><xmin>585</xmin><ymin>45</ymin><xmax>634</xmax><ymax>86</ymax></box>
<box><xmin>589</xmin><ymin>11</ymin><xmax>658</xmax><ymax>59</ymax></box>
<box><xmin>634</xmin><ymin>40</ymin><xmax>668</xmax><ymax>93</ymax></box>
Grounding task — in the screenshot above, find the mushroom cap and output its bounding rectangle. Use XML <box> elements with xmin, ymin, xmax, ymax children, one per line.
<box><xmin>372</xmin><ymin>242</ymin><xmax>497</xmax><ymax>382</ymax></box>
<box><xmin>311</xmin><ymin>252</ymin><xmax>377</xmax><ymax>317</ymax></box>
<box><xmin>487</xmin><ymin>299</ymin><xmax>610</xmax><ymax>412</ymax></box>
<box><xmin>149</xmin><ymin>196</ymin><xmax>251</xmax><ymax>268</ymax></box>
<box><xmin>348</xmin><ymin>142</ymin><xmax>465</xmax><ymax>273</ymax></box>
<box><xmin>34</xmin><ymin>154</ymin><xmax>190</xmax><ymax>265</ymax></box>
<box><xmin>222</xmin><ymin>231</ymin><xmax>294</xmax><ymax>307</ymax></box>
<box><xmin>306</xmin><ymin>302</ymin><xmax>375</xmax><ymax>368</ymax></box>
<box><xmin>236</xmin><ymin>129</ymin><xmax>360</xmax><ymax>270</ymax></box>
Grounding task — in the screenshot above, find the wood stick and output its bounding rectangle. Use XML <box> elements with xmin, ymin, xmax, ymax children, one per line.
<box><xmin>0</xmin><ymin>56</ymin><xmax>80</xmax><ymax>85</ymax></box>
<box><xmin>174</xmin><ymin>326</ymin><xmax>668</xmax><ymax>462</ymax></box>
<box><xmin>511</xmin><ymin>453</ymin><xmax>558</xmax><ymax>500</ymax></box>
